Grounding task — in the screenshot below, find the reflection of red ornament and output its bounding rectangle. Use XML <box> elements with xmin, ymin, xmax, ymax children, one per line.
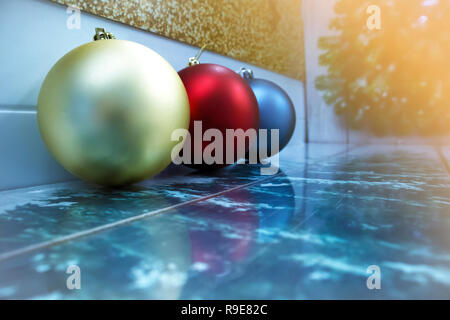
<box><xmin>189</xmin><ymin>189</ymin><xmax>259</xmax><ymax>276</ymax></box>
<box><xmin>178</xmin><ymin>64</ymin><xmax>259</xmax><ymax>170</ymax></box>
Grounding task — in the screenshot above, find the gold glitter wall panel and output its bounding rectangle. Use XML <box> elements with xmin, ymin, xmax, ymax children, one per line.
<box><xmin>50</xmin><ymin>0</ymin><xmax>305</xmax><ymax>80</ymax></box>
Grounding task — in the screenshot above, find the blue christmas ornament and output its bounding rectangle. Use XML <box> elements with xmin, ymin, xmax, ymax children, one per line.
<box><xmin>238</xmin><ymin>68</ymin><xmax>296</xmax><ymax>158</ymax></box>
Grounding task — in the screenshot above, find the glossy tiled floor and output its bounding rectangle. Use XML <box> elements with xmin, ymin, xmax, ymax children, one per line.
<box><xmin>0</xmin><ymin>144</ymin><xmax>449</xmax><ymax>299</ymax></box>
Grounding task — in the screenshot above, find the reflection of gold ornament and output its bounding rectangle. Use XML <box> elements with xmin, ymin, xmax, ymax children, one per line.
<box><xmin>64</xmin><ymin>192</ymin><xmax>191</xmax><ymax>299</ymax></box>
<box><xmin>38</xmin><ymin>29</ymin><xmax>190</xmax><ymax>186</ymax></box>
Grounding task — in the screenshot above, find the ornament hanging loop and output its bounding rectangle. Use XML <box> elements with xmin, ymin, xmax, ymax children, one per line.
<box><xmin>93</xmin><ymin>28</ymin><xmax>116</xmax><ymax>41</ymax></box>
<box><xmin>238</xmin><ymin>67</ymin><xmax>254</xmax><ymax>80</ymax></box>
<box><xmin>188</xmin><ymin>44</ymin><xmax>208</xmax><ymax>66</ymax></box>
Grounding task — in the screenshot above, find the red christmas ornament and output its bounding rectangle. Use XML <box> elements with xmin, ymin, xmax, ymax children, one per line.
<box><xmin>178</xmin><ymin>60</ymin><xmax>259</xmax><ymax>170</ymax></box>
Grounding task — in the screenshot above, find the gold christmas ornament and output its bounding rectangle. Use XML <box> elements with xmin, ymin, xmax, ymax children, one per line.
<box><xmin>38</xmin><ymin>28</ymin><xmax>190</xmax><ymax>186</ymax></box>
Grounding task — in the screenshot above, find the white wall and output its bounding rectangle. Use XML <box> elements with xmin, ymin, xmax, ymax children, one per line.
<box><xmin>0</xmin><ymin>0</ymin><xmax>305</xmax><ymax>190</ymax></box>
<box><xmin>302</xmin><ymin>0</ymin><xmax>347</xmax><ymax>143</ymax></box>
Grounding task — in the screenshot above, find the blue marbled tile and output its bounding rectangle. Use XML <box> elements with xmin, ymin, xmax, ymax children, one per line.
<box><xmin>0</xmin><ymin>163</ymin><xmax>270</xmax><ymax>256</ymax></box>
<box><xmin>0</xmin><ymin>171</ymin><xmax>298</xmax><ymax>299</ymax></box>
<box><xmin>0</xmin><ymin>145</ymin><xmax>449</xmax><ymax>299</ymax></box>
<box><xmin>0</xmin><ymin>141</ymin><xmax>324</xmax><ymax>256</ymax></box>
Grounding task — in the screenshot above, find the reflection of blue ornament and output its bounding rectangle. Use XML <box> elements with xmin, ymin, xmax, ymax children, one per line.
<box><xmin>253</xmin><ymin>172</ymin><xmax>295</xmax><ymax>243</ymax></box>
<box><xmin>239</xmin><ymin>68</ymin><xmax>296</xmax><ymax>158</ymax></box>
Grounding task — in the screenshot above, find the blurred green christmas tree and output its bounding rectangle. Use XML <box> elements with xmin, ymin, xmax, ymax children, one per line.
<box><xmin>316</xmin><ymin>0</ymin><xmax>450</xmax><ymax>136</ymax></box>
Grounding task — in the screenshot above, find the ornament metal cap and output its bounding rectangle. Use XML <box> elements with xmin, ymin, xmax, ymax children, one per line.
<box><xmin>237</xmin><ymin>67</ymin><xmax>254</xmax><ymax>80</ymax></box>
<box><xmin>188</xmin><ymin>44</ymin><xmax>208</xmax><ymax>66</ymax></box>
<box><xmin>93</xmin><ymin>28</ymin><xmax>116</xmax><ymax>41</ymax></box>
